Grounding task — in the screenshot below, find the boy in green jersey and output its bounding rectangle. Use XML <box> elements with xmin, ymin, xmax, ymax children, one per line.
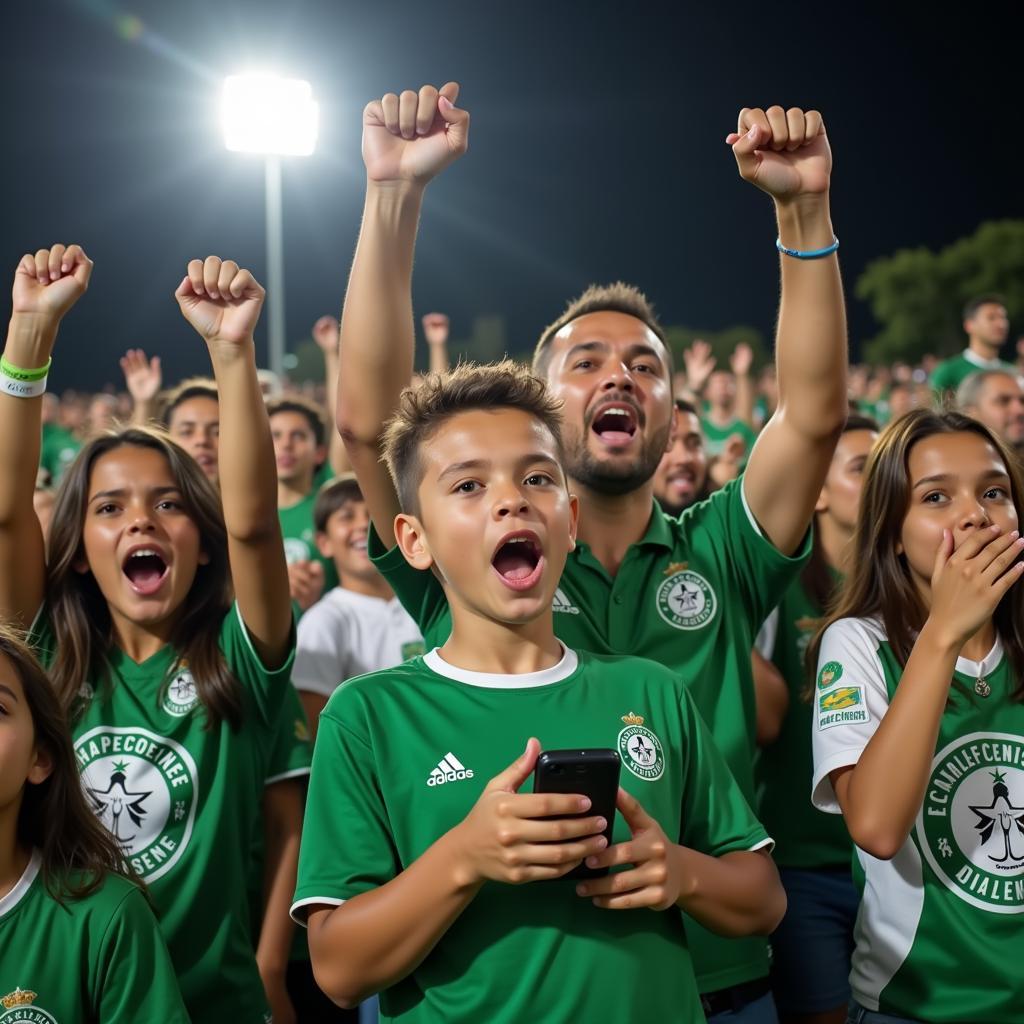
<box><xmin>293</xmin><ymin>359</ymin><xmax>785</xmax><ymax>1023</ymax></box>
<box><xmin>336</xmin><ymin>83</ymin><xmax>847</xmax><ymax>1018</ymax></box>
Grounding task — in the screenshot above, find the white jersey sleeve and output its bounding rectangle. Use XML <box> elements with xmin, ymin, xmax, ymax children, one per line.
<box><xmin>811</xmin><ymin>617</ymin><xmax>893</xmax><ymax>814</ymax></box>
<box><xmin>293</xmin><ymin>593</ymin><xmax>353</xmax><ymax>698</ymax></box>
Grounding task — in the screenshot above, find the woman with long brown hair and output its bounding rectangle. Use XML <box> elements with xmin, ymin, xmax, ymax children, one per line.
<box><xmin>0</xmin><ymin>246</ymin><xmax>294</xmax><ymax>1024</ymax></box>
<box><xmin>0</xmin><ymin>626</ymin><xmax>188</xmax><ymax>1021</ymax></box>
<box><xmin>809</xmin><ymin>409</ymin><xmax>1024</xmax><ymax>1023</ymax></box>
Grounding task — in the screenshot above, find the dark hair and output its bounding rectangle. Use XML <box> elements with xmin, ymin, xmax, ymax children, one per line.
<box><xmin>160</xmin><ymin>377</ymin><xmax>218</xmax><ymax>427</ymax></box>
<box><xmin>674</xmin><ymin>397</ymin><xmax>699</xmax><ymax>418</ymax></box>
<box><xmin>963</xmin><ymin>295</ymin><xmax>1006</xmax><ymax>321</ymax></box>
<box><xmin>0</xmin><ymin>625</ymin><xmax>137</xmax><ymax>903</ymax></box>
<box><xmin>809</xmin><ymin>409</ymin><xmax>1024</xmax><ymax>702</ymax></box>
<box><xmin>266</xmin><ymin>396</ymin><xmax>326</xmax><ymax>448</ymax></box>
<box><xmin>46</xmin><ymin>427</ymin><xmax>243</xmax><ymax>729</ymax></box>
<box><xmin>314</xmin><ymin>473</ymin><xmax>364</xmax><ymax>533</ymax></box>
<box><xmin>382</xmin><ymin>360</ymin><xmax>564</xmax><ymax>515</ymax></box>
<box><xmin>532</xmin><ymin>282</ymin><xmax>672</xmax><ymax>378</ymax></box>
<box><xmin>800</xmin><ymin>414</ymin><xmax>880</xmax><ymax>612</ymax></box>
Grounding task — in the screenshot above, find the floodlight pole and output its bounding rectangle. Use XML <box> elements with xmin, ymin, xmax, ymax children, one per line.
<box><xmin>264</xmin><ymin>155</ymin><xmax>285</xmax><ymax>379</ymax></box>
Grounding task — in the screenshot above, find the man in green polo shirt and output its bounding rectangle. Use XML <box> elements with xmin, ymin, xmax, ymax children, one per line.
<box><xmin>930</xmin><ymin>295</ymin><xmax>1014</xmax><ymax>399</ymax></box>
<box><xmin>336</xmin><ymin>84</ymin><xmax>847</xmax><ymax>1023</ymax></box>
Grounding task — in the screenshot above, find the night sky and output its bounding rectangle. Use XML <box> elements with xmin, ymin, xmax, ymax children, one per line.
<box><xmin>2</xmin><ymin>1</ymin><xmax>1021</xmax><ymax>390</ymax></box>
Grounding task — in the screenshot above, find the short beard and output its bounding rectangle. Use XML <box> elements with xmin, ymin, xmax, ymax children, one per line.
<box><xmin>561</xmin><ymin>421</ymin><xmax>672</xmax><ymax>497</ymax></box>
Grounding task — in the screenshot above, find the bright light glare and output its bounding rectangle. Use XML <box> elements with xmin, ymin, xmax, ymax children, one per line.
<box><xmin>222</xmin><ymin>74</ymin><xmax>318</xmax><ymax>156</ymax></box>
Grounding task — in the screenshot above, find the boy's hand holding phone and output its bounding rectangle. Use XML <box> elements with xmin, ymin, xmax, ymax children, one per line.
<box><xmin>449</xmin><ymin>738</ymin><xmax>609</xmax><ymax>887</ymax></box>
<box><xmin>576</xmin><ymin>788</ymin><xmax>690</xmax><ymax>912</ymax></box>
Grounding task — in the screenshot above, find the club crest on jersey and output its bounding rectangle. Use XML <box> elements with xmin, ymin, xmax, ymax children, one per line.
<box><xmin>283</xmin><ymin>537</ymin><xmax>312</xmax><ymax>565</ymax></box>
<box><xmin>75</xmin><ymin>726</ymin><xmax>198</xmax><ymax>883</ymax></box>
<box><xmin>655</xmin><ymin>563</ymin><xmax>716</xmax><ymax>631</ymax></box>
<box><xmin>817</xmin><ymin>661</ymin><xmax>843</xmax><ymax>691</ymax></box>
<box><xmin>617</xmin><ymin>717</ymin><xmax>665</xmax><ymax>781</ymax></box>
<box><xmin>918</xmin><ymin>732</ymin><xmax>1024</xmax><ymax>914</ymax></box>
<box><xmin>0</xmin><ymin>988</ymin><xmax>57</xmax><ymax>1023</ymax></box>
<box><xmin>161</xmin><ymin>664</ymin><xmax>199</xmax><ymax>717</ymax></box>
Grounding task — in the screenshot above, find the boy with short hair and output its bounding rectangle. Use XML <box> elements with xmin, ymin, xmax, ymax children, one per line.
<box><xmin>291</xmin><ymin>474</ymin><xmax>423</xmax><ymax>735</ymax></box>
<box><xmin>160</xmin><ymin>377</ymin><xmax>220</xmax><ymax>483</ymax></box>
<box><xmin>292</xmin><ymin>360</ymin><xmax>784</xmax><ymax>1023</ymax></box>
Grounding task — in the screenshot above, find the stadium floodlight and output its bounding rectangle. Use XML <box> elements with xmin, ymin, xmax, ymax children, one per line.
<box><xmin>221</xmin><ymin>74</ymin><xmax>318</xmax><ymax>377</ymax></box>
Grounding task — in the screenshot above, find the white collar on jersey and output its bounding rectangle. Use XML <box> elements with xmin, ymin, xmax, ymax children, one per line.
<box><xmin>423</xmin><ymin>643</ymin><xmax>579</xmax><ymax>689</ymax></box>
<box><xmin>955</xmin><ymin>634</ymin><xmax>1004</xmax><ymax>679</ymax></box>
<box><xmin>0</xmin><ymin>849</ymin><xmax>41</xmax><ymax>919</ymax></box>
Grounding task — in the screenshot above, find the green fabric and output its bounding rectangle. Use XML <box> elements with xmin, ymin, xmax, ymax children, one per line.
<box><xmin>930</xmin><ymin>351</ymin><xmax>1017</xmax><ymax>397</ymax></box>
<box><xmin>39</xmin><ymin>423</ymin><xmax>81</xmax><ymax>484</ymax></box>
<box><xmin>31</xmin><ymin>604</ymin><xmax>295</xmax><ymax>1024</ymax></box>
<box><xmin>278</xmin><ymin>491</ymin><xmax>339</xmax><ymax>593</ymax></box>
<box><xmin>700</xmin><ymin>416</ymin><xmax>759</xmax><ymax>462</ymax></box>
<box><xmin>756</xmin><ymin>573</ymin><xmax>852</xmax><ymax>868</ymax></box>
<box><xmin>295</xmin><ymin>650</ymin><xmax>769</xmax><ymax>1023</ymax></box>
<box><xmin>368</xmin><ymin>478</ymin><xmax>809</xmax><ymax>993</ymax></box>
<box><xmin>0</xmin><ymin>859</ymin><xmax>189</xmax><ymax>1023</ymax></box>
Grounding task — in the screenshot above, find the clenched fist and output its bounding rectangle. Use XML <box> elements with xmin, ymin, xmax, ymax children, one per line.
<box><xmin>13</xmin><ymin>244</ymin><xmax>92</xmax><ymax>323</ymax></box>
<box><xmin>175</xmin><ymin>256</ymin><xmax>264</xmax><ymax>346</ymax></box>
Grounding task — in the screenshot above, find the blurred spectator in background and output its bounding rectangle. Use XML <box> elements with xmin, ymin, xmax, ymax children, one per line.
<box><xmin>653</xmin><ymin>398</ymin><xmax>708</xmax><ymax>516</ymax></box>
<box><xmin>956</xmin><ymin>369</ymin><xmax>1024</xmax><ymax>457</ymax></box>
<box><xmin>930</xmin><ymin>295</ymin><xmax>1013</xmax><ymax>397</ymax></box>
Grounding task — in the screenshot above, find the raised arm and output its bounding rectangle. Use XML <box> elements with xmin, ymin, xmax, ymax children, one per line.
<box><xmin>311</xmin><ymin>316</ymin><xmax>350</xmax><ymax>475</ymax></box>
<box><xmin>120</xmin><ymin>348</ymin><xmax>162</xmax><ymax>426</ymax></box>
<box><xmin>174</xmin><ymin>257</ymin><xmax>292</xmax><ymax>667</ymax></box>
<box><xmin>734</xmin><ymin>107</ymin><xmax>847</xmax><ymax>555</ymax></box>
<box><xmin>0</xmin><ymin>245</ymin><xmax>91</xmax><ymax>625</ymax></box>
<box><xmin>337</xmin><ymin>83</ymin><xmax>469</xmax><ymax>548</ymax></box>
<box><xmin>730</xmin><ymin>342</ymin><xmax>756</xmax><ymax>429</ymax></box>
<box><xmin>422</xmin><ymin>312</ymin><xmax>451</xmax><ymax>375</ymax></box>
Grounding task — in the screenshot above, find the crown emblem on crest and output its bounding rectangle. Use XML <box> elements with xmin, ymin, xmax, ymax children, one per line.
<box><xmin>663</xmin><ymin>562</ymin><xmax>688</xmax><ymax>577</ymax></box>
<box><xmin>2</xmin><ymin>989</ymin><xmax>37</xmax><ymax>1010</ymax></box>
<box><xmin>621</xmin><ymin>711</ymin><xmax>645</xmax><ymax>726</ymax></box>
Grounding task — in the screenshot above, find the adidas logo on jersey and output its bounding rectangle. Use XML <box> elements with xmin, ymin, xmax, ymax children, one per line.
<box><xmin>427</xmin><ymin>752</ymin><xmax>475</xmax><ymax>787</ymax></box>
<box><xmin>552</xmin><ymin>588</ymin><xmax>580</xmax><ymax>614</ymax></box>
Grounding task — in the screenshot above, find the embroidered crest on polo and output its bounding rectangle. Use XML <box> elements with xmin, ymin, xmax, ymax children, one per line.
<box><xmin>617</xmin><ymin>711</ymin><xmax>665</xmax><ymax>781</ymax></box>
<box><xmin>75</xmin><ymin>726</ymin><xmax>198</xmax><ymax>882</ymax></box>
<box><xmin>0</xmin><ymin>988</ymin><xmax>57</xmax><ymax>1024</ymax></box>
<box><xmin>918</xmin><ymin>732</ymin><xmax>1024</xmax><ymax>914</ymax></box>
<box><xmin>655</xmin><ymin>562</ymin><xmax>716</xmax><ymax>631</ymax></box>
<box><xmin>426</xmin><ymin>752</ymin><xmax>475</xmax><ymax>787</ymax></box>
<box><xmin>162</xmin><ymin>664</ymin><xmax>199</xmax><ymax>717</ymax></box>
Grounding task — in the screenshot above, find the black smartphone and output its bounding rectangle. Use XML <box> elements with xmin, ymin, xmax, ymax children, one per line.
<box><xmin>532</xmin><ymin>748</ymin><xmax>620</xmax><ymax>879</ymax></box>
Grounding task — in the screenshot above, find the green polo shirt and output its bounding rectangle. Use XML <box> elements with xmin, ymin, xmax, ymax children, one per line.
<box><xmin>369</xmin><ymin>477</ymin><xmax>809</xmax><ymax>994</ymax></box>
<box><xmin>930</xmin><ymin>350</ymin><xmax>1017</xmax><ymax>398</ymax></box>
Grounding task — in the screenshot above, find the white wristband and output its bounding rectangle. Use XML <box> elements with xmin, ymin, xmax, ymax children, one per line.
<box><xmin>0</xmin><ymin>373</ymin><xmax>47</xmax><ymax>398</ymax></box>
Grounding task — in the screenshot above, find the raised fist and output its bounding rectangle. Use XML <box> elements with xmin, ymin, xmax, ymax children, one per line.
<box><xmin>727</xmin><ymin>107</ymin><xmax>831</xmax><ymax>203</ymax></box>
<box><xmin>312</xmin><ymin>315</ymin><xmax>340</xmax><ymax>354</ymax></box>
<box><xmin>120</xmin><ymin>348</ymin><xmax>162</xmax><ymax>402</ymax></box>
<box><xmin>12</xmin><ymin>244</ymin><xmax>92</xmax><ymax>322</ymax></box>
<box><xmin>174</xmin><ymin>257</ymin><xmax>264</xmax><ymax>346</ymax></box>
<box><xmin>362</xmin><ymin>82</ymin><xmax>469</xmax><ymax>185</ymax></box>
<box><xmin>421</xmin><ymin>312</ymin><xmax>450</xmax><ymax>346</ymax></box>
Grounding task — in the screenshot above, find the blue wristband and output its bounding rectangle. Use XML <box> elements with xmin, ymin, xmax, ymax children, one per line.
<box><xmin>776</xmin><ymin>236</ymin><xmax>839</xmax><ymax>260</ymax></box>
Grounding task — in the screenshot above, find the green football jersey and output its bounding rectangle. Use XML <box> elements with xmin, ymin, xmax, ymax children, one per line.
<box><xmin>700</xmin><ymin>416</ymin><xmax>759</xmax><ymax>462</ymax></box>
<box><xmin>368</xmin><ymin>478</ymin><xmax>807</xmax><ymax>992</ymax></box>
<box><xmin>278</xmin><ymin>491</ymin><xmax>339</xmax><ymax>592</ymax></box>
<box><xmin>930</xmin><ymin>350</ymin><xmax>1017</xmax><ymax>398</ymax></box>
<box><xmin>755</xmin><ymin>573</ymin><xmax>852</xmax><ymax>868</ymax></box>
<box><xmin>39</xmin><ymin>423</ymin><xmax>81</xmax><ymax>484</ymax></box>
<box><xmin>812</xmin><ymin>618</ymin><xmax>1024</xmax><ymax>1021</ymax></box>
<box><xmin>31</xmin><ymin>603</ymin><xmax>295</xmax><ymax>1024</ymax></box>
<box><xmin>0</xmin><ymin>852</ymin><xmax>189</xmax><ymax>1023</ymax></box>
<box><xmin>293</xmin><ymin>648</ymin><xmax>771</xmax><ymax>1023</ymax></box>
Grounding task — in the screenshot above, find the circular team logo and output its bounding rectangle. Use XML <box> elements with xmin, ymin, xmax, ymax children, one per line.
<box><xmin>918</xmin><ymin>732</ymin><xmax>1024</xmax><ymax>914</ymax></box>
<box><xmin>283</xmin><ymin>537</ymin><xmax>312</xmax><ymax>565</ymax></box>
<box><xmin>818</xmin><ymin>660</ymin><xmax>844</xmax><ymax>691</ymax></box>
<box><xmin>161</xmin><ymin>665</ymin><xmax>199</xmax><ymax>717</ymax></box>
<box><xmin>618</xmin><ymin>725</ymin><xmax>665</xmax><ymax>781</ymax></box>
<box><xmin>0</xmin><ymin>989</ymin><xmax>57</xmax><ymax>1024</ymax></box>
<box><xmin>75</xmin><ymin>726</ymin><xmax>198</xmax><ymax>883</ymax></box>
<box><xmin>655</xmin><ymin>569</ymin><xmax>716</xmax><ymax>631</ymax></box>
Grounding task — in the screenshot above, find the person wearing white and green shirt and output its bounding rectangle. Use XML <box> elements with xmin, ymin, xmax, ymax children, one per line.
<box><xmin>811</xmin><ymin>408</ymin><xmax>1024</xmax><ymax>1022</ymax></box>
<box><xmin>930</xmin><ymin>296</ymin><xmax>1014</xmax><ymax>399</ymax></box>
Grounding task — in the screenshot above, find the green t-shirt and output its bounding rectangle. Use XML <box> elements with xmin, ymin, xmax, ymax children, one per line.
<box><xmin>812</xmin><ymin>618</ymin><xmax>1024</xmax><ymax>1021</ymax></box>
<box><xmin>39</xmin><ymin>423</ymin><xmax>81</xmax><ymax>484</ymax></box>
<box><xmin>278</xmin><ymin>490</ymin><xmax>339</xmax><ymax>592</ymax></box>
<box><xmin>293</xmin><ymin>648</ymin><xmax>771</xmax><ymax>1023</ymax></box>
<box><xmin>31</xmin><ymin>603</ymin><xmax>295</xmax><ymax>1024</ymax></box>
<box><xmin>0</xmin><ymin>852</ymin><xmax>189</xmax><ymax>1023</ymax></box>
<box><xmin>755</xmin><ymin>573</ymin><xmax>852</xmax><ymax>868</ymax></box>
<box><xmin>367</xmin><ymin>478</ymin><xmax>807</xmax><ymax>993</ymax></box>
<box><xmin>930</xmin><ymin>350</ymin><xmax>1017</xmax><ymax>398</ymax></box>
<box><xmin>700</xmin><ymin>416</ymin><xmax>759</xmax><ymax>462</ymax></box>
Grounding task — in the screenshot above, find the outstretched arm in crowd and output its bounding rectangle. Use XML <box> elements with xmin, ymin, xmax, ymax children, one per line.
<box><xmin>733</xmin><ymin>108</ymin><xmax>847</xmax><ymax>555</ymax></box>
<box><xmin>422</xmin><ymin>312</ymin><xmax>451</xmax><ymax>374</ymax></box>
<box><xmin>730</xmin><ymin>342</ymin><xmax>756</xmax><ymax>429</ymax></box>
<box><xmin>174</xmin><ymin>257</ymin><xmax>292</xmax><ymax>668</ymax></box>
<box><xmin>337</xmin><ymin>83</ymin><xmax>469</xmax><ymax>547</ymax></box>
<box><xmin>311</xmin><ymin>315</ymin><xmax>350</xmax><ymax>475</ymax></box>
<box><xmin>120</xmin><ymin>347</ymin><xmax>162</xmax><ymax>426</ymax></box>
<box><xmin>0</xmin><ymin>244</ymin><xmax>92</xmax><ymax>625</ymax></box>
